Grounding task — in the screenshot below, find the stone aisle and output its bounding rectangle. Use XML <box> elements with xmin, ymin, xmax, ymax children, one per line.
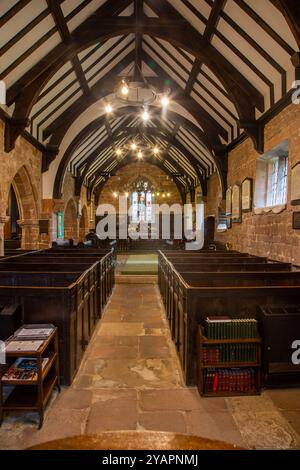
<box><xmin>1</xmin><ymin>284</ymin><xmax>300</xmax><ymax>449</ymax></box>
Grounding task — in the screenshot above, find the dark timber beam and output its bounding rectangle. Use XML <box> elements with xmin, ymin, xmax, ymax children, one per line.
<box><xmin>43</xmin><ymin>51</ymin><xmax>135</xmax><ymax>142</ymax></box>
<box><xmin>113</xmin><ymin>127</ymin><xmax>207</xmax><ymax>175</ymax></box>
<box><xmin>142</xmin><ymin>51</ymin><xmax>228</xmax><ymax>141</ymax></box>
<box><xmin>5</xmin><ymin>12</ymin><xmax>264</xmax><ymax>150</ymax></box>
<box><xmin>183</xmin><ymin>0</ymin><xmax>226</xmax><ymax>96</ymax></box>
<box><xmin>270</xmin><ymin>0</ymin><xmax>300</xmax><ymax>50</ymax></box>
<box><xmin>134</xmin><ymin>0</ymin><xmax>143</xmax><ymax>80</ymax></box>
<box><xmin>73</xmin><ymin>123</ymin><xmax>208</xmax><ymax>200</ymax></box>
<box><xmin>52</xmin><ymin>106</ymin><xmax>219</xmax><ymax>198</ymax></box>
<box><xmin>239</xmin><ymin>121</ymin><xmax>265</xmax><ymax>154</ymax></box>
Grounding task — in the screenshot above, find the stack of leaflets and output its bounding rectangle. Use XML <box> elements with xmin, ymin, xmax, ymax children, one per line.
<box><xmin>2</xmin><ymin>357</ymin><xmax>49</xmax><ymax>381</ymax></box>
<box><xmin>15</xmin><ymin>325</ymin><xmax>55</xmax><ymax>339</ymax></box>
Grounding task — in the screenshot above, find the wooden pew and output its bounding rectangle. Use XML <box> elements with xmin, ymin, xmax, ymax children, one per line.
<box><xmin>1</xmin><ymin>251</ymin><xmax>115</xmax><ymax>304</ymax></box>
<box><xmin>0</xmin><ymin>250</ymin><xmax>115</xmax><ymax>385</ymax></box>
<box><xmin>158</xmin><ymin>250</ymin><xmax>300</xmax><ymax>385</ymax></box>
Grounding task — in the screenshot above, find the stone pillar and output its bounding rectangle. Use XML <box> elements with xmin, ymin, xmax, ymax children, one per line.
<box><xmin>18</xmin><ymin>219</ymin><xmax>40</xmax><ymax>250</ymax></box>
<box><xmin>0</xmin><ymin>216</ymin><xmax>9</xmax><ymax>256</ymax></box>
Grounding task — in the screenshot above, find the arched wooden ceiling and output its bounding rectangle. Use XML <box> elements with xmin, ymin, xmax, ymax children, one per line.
<box><xmin>1</xmin><ymin>0</ymin><xmax>299</xmax><ymax>200</ymax></box>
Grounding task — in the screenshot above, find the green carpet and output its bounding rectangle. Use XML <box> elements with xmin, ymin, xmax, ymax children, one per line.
<box><xmin>121</xmin><ymin>253</ymin><xmax>158</xmax><ymax>275</ymax></box>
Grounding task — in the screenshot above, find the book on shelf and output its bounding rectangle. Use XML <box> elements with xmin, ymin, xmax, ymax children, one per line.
<box><xmin>5</xmin><ymin>340</ymin><xmax>44</xmax><ymax>352</ymax></box>
<box><xmin>2</xmin><ymin>357</ymin><xmax>49</xmax><ymax>381</ymax></box>
<box><xmin>202</xmin><ymin>343</ymin><xmax>257</xmax><ymax>364</ymax></box>
<box><xmin>204</xmin><ymin>317</ymin><xmax>258</xmax><ymax>340</ymax></box>
<box><xmin>203</xmin><ymin>368</ymin><xmax>256</xmax><ymax>394</ymax></box>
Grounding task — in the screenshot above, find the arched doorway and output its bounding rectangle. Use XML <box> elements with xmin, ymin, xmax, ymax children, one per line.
<box><xmin>4</xmin><ymin>185</ymin><xmax>21</xmax><ymax>247</ymax></box>
<box><xmin>79</xmin><ymin>205</ymin><xmax>88</xmax><ymax>241</ymax></box>
<box><xmin>64</xmin><ymin>198</ymin><xmax>78</xmax><ymax>242</ymax></box>
<box><xmin>5</xmin><ymin>166</ymin><xmax>39</xmax><ymax>250</ymax></box>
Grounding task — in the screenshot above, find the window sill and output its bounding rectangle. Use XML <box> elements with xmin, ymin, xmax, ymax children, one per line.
<box><xmin>254</xmin><ymin>204</ymin><xmax>286</xmax><ymax>215</ymax></box>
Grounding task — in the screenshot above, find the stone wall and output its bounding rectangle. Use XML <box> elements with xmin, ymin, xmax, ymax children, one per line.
<box><xmin>0</xmin><ymin>119</ymin><xmax>43</xmax><ymax>252</ymax></box>
<box><xmin>207</xmin><ymin>103</ymin><xmax>300</xmax><ymax>265</ymax></box>
<box><xmin>99</xmin><ymin>162</ymin><xmax>183</xmax><ymax>208</ymax></box>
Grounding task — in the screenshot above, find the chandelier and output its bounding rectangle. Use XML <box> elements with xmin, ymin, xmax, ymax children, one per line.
<box><xmin>114</xmin><ymin>139</ymin><xmax>161</xmax><ymax>161</ymax></box>
<box><xmin>104</xmin><ymin>63</ymin><xmax>171</xmax><ymax>119</ymax></box>
<box><xmin>112</xmin><ymin>175</ymin><xmax>171</xmax><ymax>200</ymax></box>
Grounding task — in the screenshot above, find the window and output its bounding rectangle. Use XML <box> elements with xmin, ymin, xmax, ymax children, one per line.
<box><xmin>254</xmin><ymin>141</ymin><xmax>288</xmax><ymax>213</ymax></box>
<box><xmin>131</xmin><ymin>190</ymin><xmax>154</xmax><ymax>223</ymax></box>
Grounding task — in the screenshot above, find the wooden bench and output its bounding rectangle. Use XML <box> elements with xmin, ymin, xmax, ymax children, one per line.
<box><xmin>0</xmin><ymin>250</ymin><xmax>115</xmax><ymax>385</ymax></box>
<box><xmin>158</xmin><ymin>250</ymin><xmax>300</xmax><ymax>385</ymax></box>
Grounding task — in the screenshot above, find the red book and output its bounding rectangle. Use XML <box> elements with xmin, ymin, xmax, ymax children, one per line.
<box><xmin>212</xmin><ymin>372</ymin><xmax>219</xmax><ymax>392</ymax></box>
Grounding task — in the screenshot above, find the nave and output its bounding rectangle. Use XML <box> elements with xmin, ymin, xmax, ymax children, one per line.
<box><xmin>1</xmin><ymin>282</ymin><xmax>300</xmax><ymax>450</ymax></box>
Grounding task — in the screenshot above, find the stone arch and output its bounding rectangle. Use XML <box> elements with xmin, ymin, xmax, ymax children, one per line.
<box><xmin>64</xmin><ymin>198</ymin><xmax>78</xmax><ymax>243</ymax></box>
<box><xmin>79</xmin><ymin>205</ymin><xmax>89</xmax><ymax>241</ymax></box>
<box><xmin>11</xmin><ymin>165</ymin><xmax>39</xmax><ymax>221</ymax></box>
<box><xmin>8</xmin><ymin>165</ymin><xmax>39</xmax><ymax>250</ymax></box>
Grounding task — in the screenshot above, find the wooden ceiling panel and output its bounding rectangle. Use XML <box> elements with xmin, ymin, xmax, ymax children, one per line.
<box><xmin>35</xmin><ymin>88</ymin><xmax>83</xmax><ymax>140</ymax></box>
<box><xmin>31</xmin><ymin>71</ymin><xmax>77</xmax><ymax>116</ymax></box>
<box><xmin>2</xmin><ymin>31</ymin><xmax>61</xmax><ymax>88</ymax></box>
<box><xmin>211</xmin><ymin>34</ymin><xmax>271</xmax><ymax>107</ymax></box>
<box><xmin>0</xmin><ymin>0</ymin><xmax>47</xmax><ymax>46</ymax></box>
<box><xmin>118</xmin><ymin>2</ymin><xmax>134</xmax><ymax>16</ymax></box>
<box><xmin>195</xmin><ymin>72</ymin><xmax>238</xmax><ymax>117</ymax></box>
<box><xmin>243</xmin><ymin>0</ymin><xmax>298</xmax><ymax>50</ymax></box>
<box><xmin>63</xmin><ymin>0</ymin><xmax>107</xmax><ymax>32</ymax></box>
<box><xmin>223</xmin><ymin>1</ymin><xmax>292</xmax><ymax>67</ymax></box>
<box><xmin>217</xmin><ymin>17</ymin><xmax>282</xmax><ymax>82</ymax></box>
<box><xmin>87</xmin><ymin>43</ymin><xmax>135</xmax><ymax>87</ymax></box>
<box><xmin>79</xmin><ymin>36</ymin><xmax>125</xmax><ymax>70</ymax></box>
<box><xmin>1</xmin><ymin>0</ymin><xmax>298</xmax><ymax>198</ymax></box>
<box><xmin>39</xmin><ymin>60</ymin><xmax>73</xmax><ymax>97</ymax></box>
<box><xmin>0</xmin><ymin>0</ymin><xmax>22</xmax><ymax>18</ymax></box>
<box><xmin>167</xmin><ymin>0</ymin><xmax>207</xmax><ymax>33</ymax></box>
<box><xmin>143</xmin><ymin>41</ymin><xmax>187</xmax><ymax>89</ymax></box>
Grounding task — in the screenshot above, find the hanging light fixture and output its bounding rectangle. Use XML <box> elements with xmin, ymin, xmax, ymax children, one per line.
<box><xmin>141</xmin><ymin>108</ymin><xmax>150</xmax><ymax>122</ymax></box>
<box><xmin>113</xmin><ymin>62</ymin><xmax>171</xmax><ymax>110</ymax></box>
<box><xmin>161</xmin><ymin>95</ymin><xmax>170</xmax><ymax>107</ymax></box>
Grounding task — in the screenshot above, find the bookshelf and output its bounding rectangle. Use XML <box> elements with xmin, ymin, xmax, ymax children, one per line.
<box><xmin>0</xmin><ymin>324</ymin><xmax>60</xmax><ymax>429</ymax></box>
<box><xmin>197</xmin><ymin>324</ymin><xmax>261</xmax><ymax>398</ymax></box>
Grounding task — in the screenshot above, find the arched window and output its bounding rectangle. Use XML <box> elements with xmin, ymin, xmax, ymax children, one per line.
<box><xmin>130</xmin><ymin>188</ymin><xmax>154</xmax><ymax>223</ymax></box>
<box><xmin>131</xmin><ymin>191</ymin><xmax>138</xmax><ymax>223</ymax></box>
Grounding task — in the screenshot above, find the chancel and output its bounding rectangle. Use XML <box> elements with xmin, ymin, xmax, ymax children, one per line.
<box><xmin>0</xmin><ymin>0</ymin><xmax>300</xmax><ymax>454</ymax></box>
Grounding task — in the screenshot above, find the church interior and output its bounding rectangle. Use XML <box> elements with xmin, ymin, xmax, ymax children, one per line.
<box><xmin>1</xmin><ymin>0</ymin><xmax>300</xmax><ymax>452</ymax></box>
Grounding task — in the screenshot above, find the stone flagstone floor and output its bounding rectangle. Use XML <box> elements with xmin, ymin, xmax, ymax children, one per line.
<box><xmin>1</xmin><ymin>284</ymin><xmax>300</xmax><ymax>449</ymax></box>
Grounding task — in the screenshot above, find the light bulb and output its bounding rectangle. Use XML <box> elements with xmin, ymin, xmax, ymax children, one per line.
<box><xmin>167</xmin><ymin>192</ymin><xmax>170</xmax><ymax>197</ymax></box>
<box><xmin>153</xmin><ymin>147</ymin><xmax>159</xmax><ymax>155</ymax></box>
<box><xmin>162</xmin><ymin>193</ymin><xmax>166</xmax><ymax>198</ymax></box>
<box><xmin>105</xmin><ymin>103</ymin><xmax>113</xmax><ymax>113</ymax></box>
<box><xmin>137</xmin><ymin>151</ymin><xmax>143</xmax><ymax>159</ymax></box>
<box><xmin>113</xmin><ymin>192</ymin><xmax>118</xmax><ymax>198</ymax></box>
<box><xmin>161</xmin><ymin>95</ymin><xmax>169</xmax><ymax>107</ymax></box>
<box><xmin>156</xmin><ymin>192</ymin><xmax>160</xmax><ymax>197</ymax></box>
<box><xmin>131</xmin><ymin>142</ymin><xmax>137</xmax><ymax>151</ymax></box>
<box><xmin>121</xmin><ymin>81</ymin><xmax>129</xmax><ymax>96</ymax></box>
<box><xmin>116</xmin><ymin>148</ymin><xmax>122</xmax><ymax>156</ymax></box>
<box><xmin>142</xmin><ymin>109</ymin><xmax>150</xmax><ymax>121</ymax></box>
<box><xmin>125</xmin><ymin>192</ymin><xmax>129</xmax><ymax>198</ymax></box>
